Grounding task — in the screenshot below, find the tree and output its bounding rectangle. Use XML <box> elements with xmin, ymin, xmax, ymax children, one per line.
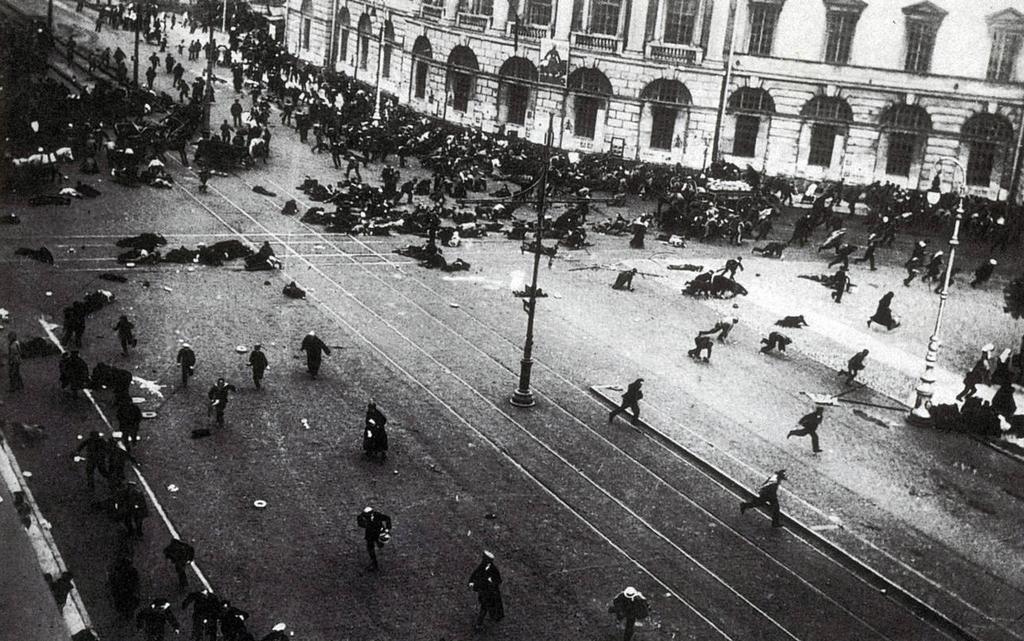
<box><xmin>1003</xmin><ymin>274</ymin><xmax>1024</xmax><ymax>319</ymax></box>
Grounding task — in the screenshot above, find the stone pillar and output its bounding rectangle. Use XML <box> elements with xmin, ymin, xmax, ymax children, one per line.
<box><xmin>625</xmin><ymin>0</ymin><xmax>651</xmax><ymax>52</ymax></box>
<box><xmin>553</xmin><ymin>0</ymin><xmax>574</xmax><ymax>40</ymax></box>
<box><xmin>492</xmin><ymin>0</ymin><xmax>509</xmax><ymax>30</ymax></box>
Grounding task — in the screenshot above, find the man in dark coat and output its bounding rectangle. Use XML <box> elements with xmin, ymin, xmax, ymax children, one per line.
<box><xmin>957</xmin><ymin>351</ymin><xmax>992</xmax><ymax>401</ymax></box>
<box><xmin>760</xmin><ymin>331</ymin><xmax>792</xmax><ymax>354</ymax></box>
<box><xmin>740</xmin><ymin>470</ymin><xmax>786</xmax><ymax>527</ymax></box>
<box><xmin>108</xmin><ymin>555</ymin><xmax>140</xmax><ymax>616</ymax></box>
<box><xmin>300</xmin><ymin>331</ymin><xmax>331</xmax><ymax>378</ymax></box>
<box><xmin>182</xmin><ymin>588</ymin><xmax>220</xmax><ymax>639</ymax></box>
<box><xmin>114</xmin><ymin>314</ymin><xmax>137</xmax><ymax>355</ymax></box>
<box><xmin>830</xmin><ymin>265</ymin><xmax>851</xmax><ymax>303</ymax></box>
<box><xmin>839</xmin><ymin>349</ymin><xmax>869</xmax><ymax>384</ymax></box>
<box><xmin>608</xmin><ymin>586</ymin><xmax>650</xmax><ymax>641</ymax></box>
<box><xmin>75</xmin><ymin>430</ymin><xmax>109</xmax><ymax>489</ymax></box>
<box><xmin>136</xmin><ymin>599</ymin><xmax>180</xmax><ymax>640</ymax></box>
<box><xmin>116</xmin><ymin>396</ymin><xmax>143</xmax><ymax>450</ymax></box>
<box><xmin>248</xmin><ymin>344</ymin><xmax>268</xmax><ymax>389</ymax></box>
<box><xmin>611</xmin><ymin>268</ymin><xmax>638</xmax><ymax>291</ymax></box>
<box><xmin>163</xmin><ymin>539</ymin><xmax>195</xmax><ymax>590</ymax></box>
<box><xmin>787</xmin><ymin>407</ymin><xmax>824</xmax><ymax>453</ymax></box>
<box><xmin>219</xmin><ymin>601</ymin><xmax>250</xmax><ymax>641</ymax></box>
<box><xmin>116</xmin><ymin>481</ymin><xmax>149</xmax><ymax>538</ymax></box>
<box><xmin>852</xmin><ymin>233</ymin><xmax>878</xmax><ymax>270</ymax></box>
<box><xmin>207</xmin><ymin>378</ymin><xmax>237</xmax><ymax>427</ymax></box>
<box><xmin>608</xmin><ymin>378</ymin><xmax>644</xmax><ymax>425</ymax></box>
<box><xmin>971</xmin><ymin>259</ymin><xmax>997</xmax><ymax>288</ymax></box>
<box><xmin>357</xmin><ymin>506</ymin><xmax>393</xmax><ymax>571</ymax></box>
<box><xmin>176</xmin><ymin>343</ymin><xmax>196</xmax><ymax>387</ymax></box>
<box><xmin>230</xmin><ymin>99</ymin><xmax>243</xmax><ymax>128</ymax></box>
<box><xmin>60</xmin><ymin>350</ymin><xmax>91</xmax><ymax>397</ymax></box>
<box><xmin>688</xmin><ymin>335</ymin><xmax>715</xmax><ymax>362</ymax></box>
<box><xmin>363</xmin><ymin>401</ymin><xmax>388</xmax><ymax>462</ymax></box>
<box><xmin>468</xmin><ymin>551</ymin><xmax>504</xmax><ymax>630</ymax></box>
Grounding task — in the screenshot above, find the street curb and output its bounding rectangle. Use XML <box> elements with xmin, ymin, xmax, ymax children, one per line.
<box><xmin>591</xmin><ymin>384</ymin><xmax>983</xmax><ymax>641</ymax></box>
<box><xmin>0</xmin><ymin>436</ymin><xmax>98</xmax><ymax>641</ymax></box>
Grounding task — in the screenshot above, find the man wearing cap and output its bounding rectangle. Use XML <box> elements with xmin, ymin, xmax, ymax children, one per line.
<box><xmin>608</xmin><ymin>586</ymin><xmax>650</xmax><ymax>641</ymax></box>
<box><xmin>248</xmin><ymin>344</ymin><xmax>268</xmax><ymax>389</ymax></box>
<box><xmin>740</xmin><ymin>470</ymin><xmax>786</xmax><ymax>527</ymax></box>
<box><xmin>357</xmin><ymin>507</ymin><xmax>392</xmax><ymax>571</ymax></box>
<box><xmin>363</xmin><ymin>402</ymin><xmax>389</xmax><ymax>462</ymax></box>
<box><xmin>852</xmin><ymin>233</ymin><xmax>878</xmax><ymax>270</ymax></box>
<box><xmin>163</xmin><ymin>538</ymin><xmax>195</xmax><ymax>590</ymax></box>
<box><xmin>300</xmin><ymin>331</ymin><xmax>331</xmax><ymax>378</ymax></box>
<box><xmin>259</xmin><ymin>623</ymin><xmax>290</xmax><ymax>641</ymax></box>
<box><xmin>787</xmin><ymin>406</ymin><xmax>824</xmax><ymax>453</ymax></box>
<box><xmin>838</xmin><ymin>349</ymin><xmax>869</xmax><ymax>385</ymax></box>
<box><xmin>207</xmin><ymin>378</ymin><xmax>237</xmax><ymax>427</ymax></box>
<box><xmin>177</xmin><ymin>343</ymin><xmax>196</xmax><ymax>387</ymax></box>
<box><xmin>116</xmin><ymin>396</ymin><xmax>143</xmax><ymax>451</ymax></box>
<box><xmin>136</xmin><ymin>598</ymin><xmax>180</xmax><ymax>640</ymax></box>
<box><xmin>468</xmin><ymin>551</ymin><xmax>504</xmax><ymax>630</ymax></box>
<box><xmin>970</xmin><ymin>259</ymin><xmax>997</xmax><ymax>288</ymax></box>
<box><xmin>608</xmin><ymin>378</ymin><xmax>644</xmax><ymax>426</ymax></box>
<box><xmin>718</xmin><ymin>256</ymin><xmax>744</xmax><ymax>280</ymax></box>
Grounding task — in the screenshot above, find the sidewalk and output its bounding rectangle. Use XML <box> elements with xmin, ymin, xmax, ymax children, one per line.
<box><xmin>0</xmin><ymin>436</ymin><xmax>78</xmax><ymax>641</ymax></box>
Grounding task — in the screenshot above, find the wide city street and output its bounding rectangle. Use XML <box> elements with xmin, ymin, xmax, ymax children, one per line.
<box><xmin>2</xmin><ymin>1</ymin><xmax>1024</xmax><ymax>641</ymax></box>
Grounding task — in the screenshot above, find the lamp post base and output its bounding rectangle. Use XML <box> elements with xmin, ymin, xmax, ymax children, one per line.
<box><xmin>510</xmin><ymin>388</ymin><xmax>535</xmax><ymax>407</ymax></box>
<box><xmin>906</xmin><ymin>401</ymin><xmax>933</xmax><ymax>427</ymax></box>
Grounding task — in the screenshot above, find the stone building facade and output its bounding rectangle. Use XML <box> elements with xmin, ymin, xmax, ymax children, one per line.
<box><xmin>282</xmin><ymin>0</ymin><xmax>1024</xmax><ymax>199</ymax></box>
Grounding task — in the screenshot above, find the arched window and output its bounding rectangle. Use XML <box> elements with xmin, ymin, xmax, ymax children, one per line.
<box><xmin>412</xmin><ymin>36</ymin><xmax>433</xmax><ymax>99</ymax></box>
<box><xmin>499</xmin><ymin>57</ymin><xmax>538</xmax><ymax>126</ymax></box>
<box><xmin>727</xmin><ymin>87</ymin><xmax>775</xmax><ymax>158</ymax></box>
<box><xmin>728</xmin><ymin>87</ymin><xmax>775</xmax><ymax>114</ymax></box>
<box><xmin>568</xmin><ymin>68</ymin><xmax>612</xmax><ymax>139</ymax></box>
<box><xmin>334</xmin><ymin>7</ymin><xmax>350</xmax><ymax>65</ymax></box>
<box><xmin>447</xmin><ymin>46</ymin><xmax>479</xmax><ymax>113</ymax></box>
<box><xmin>801</xmin><ymin>95</ymin><xmax>853</xmax><ymax>167</ymax></box>
<box><xmin>962</xmin><ymin>113</ymin><xmax>1014</xmax><ymax>186</ymax></box>
<box><xmin>880</xmin><ymin>104</ymin><xmax>932</xmax><ymax>177</ymax></box>
<box><xmin>358</xmin><ymin>14</ymin><xmax>372</xmax><ymax>70</ymax></box>
<box><xmin>641</xmin><ymin>79</ymin><xmax>691</xmax><ymax>150</ymax></box>
<box><xmin>382</xmin><ymin>21</ymin><xmax>394</xmax><ymax>79</ymax></box>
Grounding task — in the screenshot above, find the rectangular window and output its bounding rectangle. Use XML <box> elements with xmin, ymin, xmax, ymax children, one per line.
<box><xmin>987</xmin><ymin>30</ymin><xmax>1023</xmax><ymax>82</ymax></box>
<box><xmin>339</xmin><ymin>30</ymin><xmax>349</xmax><ymax>62</ymax></box>
<box><xmin>733</xmin><ymin>114</ymin><xmax>760</xmax><ymax>157</ymax></box>
<box><xmin>824</xmin><ymin>10</ymin><xmax>858</xmax><ymax>64</ymax></box>
<box><xmin>302</xmin><ymin>18</ymin><xmax>311</xmax><ymax>50</ymax></box>
<box><xmin>526</xmin><ymin>0</ymin><xmax>553</xmax><ymax>26</ymax></box>
<box><xmin>747</xmin><ymin>2</ymin><xmax>779</xmax><ymax>56</ymax></box>
<box><xmin>460</xmin><ymin>0</ymin><xmax>493</xmax><ymax>14</ymax></box>
<box><xmin>904</xmin><ymin>20</ymin><xmax>937</xmax><ymax>73</ymax></box>
<box><xmin>507</xmin><ymin>84</ymin><xmax>529</xmax><ymax>125</ymax></box>
<box><xmin>663</xmin><ymin>0</ymin><xmax>699</xmax><ymax>45</ymax></box>
<box><xmin>589</xmin><ymin>0</ymin><xmax>622</xmax><ymax>36</ymax></box>
<box><xmin>886</xmin><ymin>133</ymin><xmax>915</xmax><ymax>176</ymax></box>
<box><xmin>575</xmin><ymin>96</ymin><xmax>600</xmax><ymax>138</ymax></box>
<box><xmin>808</xmin><ymin>123</ymin><xmax>837</xmax><ymax>167</ymax></box>
<box><xmin>650</xmin><ymin>106</ymin><xmax>677</xmax><ymax>149</ymax></box>
<box><xmin>414</xmin><ymin>60</ymin><xmax>428</xmax><ymax>98</ymax></box>
<box><xmin>451</xmin><ymin>72</ymin><xmax>472</xmax><ymax>112</ymax></box>
<box><xmin>360</xmin><ymin>34</ymin><xmax>369</xmax><ymax>69</ymax></box>
<box><xmin>967</xmin><ymin>142</ymin><xmax>997</xmax><ymax>186</ymax></box>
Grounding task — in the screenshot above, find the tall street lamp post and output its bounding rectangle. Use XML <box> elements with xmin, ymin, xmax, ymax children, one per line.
<box><xmin>510</xmin><ymin>114</ymin><xmax>555</xmax><ymax>407</ymax></box>
<box><xmin>908</xmin><ymin>158</ymin><xmax>967</xmax><ymax>425</ymax></box>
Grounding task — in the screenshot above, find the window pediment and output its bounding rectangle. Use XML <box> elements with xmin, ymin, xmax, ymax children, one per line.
<box><xmin>902</xmin><ymin>1</ymin><xmax>946</xmax><ymax>22</ymax></box>
<box><xmin>988</xmin><ymin>8</ymin><xmax>1024</xmax><ymax>31</ymax></box>
<box><xmin>823</xmin><ymin>0</ymin><xmax>866</xmax><ymax>12</ymax></box>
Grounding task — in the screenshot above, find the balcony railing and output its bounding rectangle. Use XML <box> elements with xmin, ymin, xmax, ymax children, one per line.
<box><xmin>571</xmin><ymin>31</ymin><xmax>622</xmax><ymax>53</ymax></box>
<box><xmin>420</xmin><ymin>3</ymin><xmax>444</xmax><ymax>20</ymax></box>
<box><xmin>645</xmin><ymin>41</ymin><xmax>703</xmax><ymax>65</ymax></box>
<box><xmin>456</xmin><ymin>12</ymin><xmax>491</xmax><ymax>30</ymax></box>
<box><xmin>508</xmin><ymin>21</ymin><xmax>550</xmax><ymax>41</ymax></box>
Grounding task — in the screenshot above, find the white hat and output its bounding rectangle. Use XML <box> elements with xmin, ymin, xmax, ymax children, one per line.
<box><xmin>982</xmin><ymin>343</ymin><xmax>995</xmax><ymax>352</ymax></box>
<box><xmin>363</xmin><ymin>506</ymin><xmax>373</xmax><ymax>513</ymax></box>
<box><xmin>990</xmin><ymin>259</ymin><xmax>998</xmax><ymax>265</ymax></box>
<box><xmin>623</xmin><ymin>587</ymin><xmax>638</xmax><ymax>598</ymax></box>
<box><xmin>482</xmin><ymin>550</ymin><xmax>495</xmax><ymax>560</ymax></box>
<box><xmin>272</xmin><ymin>623</ymin><xmax>287</xmax><ymax>632</ymax></box>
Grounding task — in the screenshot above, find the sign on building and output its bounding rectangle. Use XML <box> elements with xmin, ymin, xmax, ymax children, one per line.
<box><xmin>537</xmin><ymin>38</ymin><xmax>569</xmax><ymax>86</ymax></box>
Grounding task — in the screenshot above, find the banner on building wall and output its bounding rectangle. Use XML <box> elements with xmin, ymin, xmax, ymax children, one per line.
<box><xmin>537</xmin><ymin>38</ymin><xmax>569</xmax><ymax>86</ymax></box>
